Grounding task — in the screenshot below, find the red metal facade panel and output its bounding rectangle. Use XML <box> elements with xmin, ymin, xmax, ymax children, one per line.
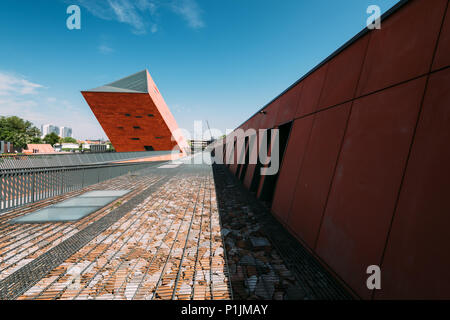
<box><xmin>375</xmin><ymin>69</ymin><xmax>450</xmax><ymax>300</ymax></box>
<box><xmin>251</xmin><ymin>114</ymin><xmax>282</xmax><ymax>194</ymax></box>
<box><xmin>224</xmin><ymin>0</ymin><xmax>449</xmax><ymax>299</ymax></box>
<box><xmin>145</xmin><ymin>72</ymin><xmax>189</xmax><ymax>152</ymax></box>
<box><xmin>243</xmin><ymin>115</ymin><xmax>264</xmax><ymax>189</ymax></box>
<box><xmin>317</xmin><ymin>36</ymin><xmax>369</xmax><ymax>111</ymax></box>
<box><xmin>82</xmin><ymin>92</ymin><xmax>178</xmax><ymax>152</ymax></box>
<box><xmin>356</xmin><ymin>0</ymin><xmax>446</xmax><ymax>97</ymax></box>
<box><xmin>275</xmin><ymin>83</ymin><xmax>303</xmax><ymax>126</ymax></box>
<box><xmin>271</xmin><ymin>116</ymin><xmax>315</xmax><ymax>224</ymax></box>
<box><xmin>295</xmin><ymin>65</ymin><xmax>328</xmax><ymax>118</ymax></box>
<box><xmin>433</xmin><ymin>4</ymin><xmax>450</xmax><ymax>71</ymax></box>
<box><xmin>288</xmin><ymin>104</ymin><xmax>351</xmax><ymax>249</ymax></box>
<box><xmin>259</xmin><ymin>100</ymin><xmax>281</xmax><ymax>129</ymax></box>
<box><xmin>242</xmin><ymin>118</ymin><xmax>254</xmax><ymax>133</ymax></box>
<box><xmin>243</xmin><ymin>162</ymin><xmax>257</xmax><ymax>189</ymax></box>
<box><xmin>315</xmin><ymin>77</ymin><xmax>427</xmax><ymax>299</ymax></box>
<box><xmin>248</xmin><ymin>113</ymin><xmax>263</xmax><ymax>132</ymax></box>
<box><xmin>243</xmin><ymin>149</ymin><xmax>257</xmax><ymax>189</ymax></box>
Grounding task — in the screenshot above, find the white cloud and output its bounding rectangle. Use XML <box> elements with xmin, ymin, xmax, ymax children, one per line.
<box><xmin>71</xmin><ymin>0</ymin><xmax>204</xmax><ymax>34</ymax></box>
<box><xmin>0</xmin><ymin>71</ymin><xmax>106</xmax><ymax>140</ymax></box>
<box><xmin>98</xmin><ymin>44</ymin><xmax>114</xmax><ymax>54</ymax></box>
<box><xmin>108</xmin><ymin>0</ymin><xmax>146</xmax><ymax>34</ymax></box>
<box><xmin>171</xmin><ymin>0</ymin><xmax>204</xmax><ymax>29</ymax></box>
<box><xmin>0</xmin><ymin>72</ymin><xmax>43</xmax><ymax>96</ymax></box>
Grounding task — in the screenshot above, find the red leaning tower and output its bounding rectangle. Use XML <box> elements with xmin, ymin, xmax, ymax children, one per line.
<box><xmin>81</xmin><ymin>70</ymin><xmax>189</xmax><ymax>153</ymax></box>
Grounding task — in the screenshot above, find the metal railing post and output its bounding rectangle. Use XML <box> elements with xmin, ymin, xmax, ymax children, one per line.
<box><xmin>0</xmin><ymin>172</ymin><xmax>3</xmax><ymax>211</ymax></box>
<box><xmin>31</xmin><ymin>171</ymin><xmax>35</xmax><ymax>203</ymax></box>
<box><xmin>61</xmin><ymin>168</ymin><xmax>65</xmax><ymax>195</ymax></box>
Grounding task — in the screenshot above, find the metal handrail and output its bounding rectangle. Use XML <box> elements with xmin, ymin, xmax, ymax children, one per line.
<box><xmin>0</xmin><ymin>161</ymin><xmax>159</xmax><ymax>214</ymax></box>
<box><xmin>0</xmin><ymin>151</ymin><xmax>173</xmax><ymax>170</ymax></box>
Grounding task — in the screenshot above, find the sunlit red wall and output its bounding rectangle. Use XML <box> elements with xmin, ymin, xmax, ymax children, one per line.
<box><xmin>222</xmin><ymin>0</ymin><xmax>450</xmax><ymax>299</ymax></box>
<box><xmin>81</xmin><ymin>91</ymin><xmax>189</xmax><ymax>153</ymax></box>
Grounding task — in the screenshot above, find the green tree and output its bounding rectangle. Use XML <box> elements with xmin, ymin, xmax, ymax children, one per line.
<box><xmin>0</xmin><ymin>116</ymin><xmax>41</xmax><ymax>149</ymax></box>
<box><xmin>61</xmin><ymin>137</ymin><xmax>77</xmax><ymax>143</ymax></box>
<box><xmin>31</xmin><ymin>137</ymin><xmax>43</xmax><ymax>144</ymax></box>
<box><xmin>107</xmin><ymin>142</ymin><xmax>115</xmax><ymax>152</ymax></box>
<box><xmin>43</xmin><ymin>132</ymin><xmax>60</xmax><ymax>146</ymax></box>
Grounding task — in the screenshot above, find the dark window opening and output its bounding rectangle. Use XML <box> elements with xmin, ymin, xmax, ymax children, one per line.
<box><xmin>135</xmin><ymin>116</ymin><xmax>143</xmax><ymax>118</ymax></box>
<box><xmin>133</xmin><ymin>126</ymin><xmax>141</xmax><ymax>129</ymax></box>
<box><xmin>117</xmin><ymin>126</ymin><xmax>124</xmax><ymax>130</ymax></box>
<box><xmin>144</xmin><ymin>146</ymin><xmax>154</xmax><ymax>151</ymax></box>
<box><xmin>148</xmin><ymin>114</ymin><xmax>154</xmax><ymax>117</ymax></box>
<box><xmin>131</xmin><ymin>138</ymin><xmax>140</xmax><ymax>141</ymax></box>
<box><xmin>250</xmin><ymin>130</ymin><xmax>270</xmax><ymax>194</ymax></box>
<box><xmin>155</xmin><ymin>136</ymin><xmax>163</xmax><ymax>139</ymax></box>
<box><xmin>236</xmin><ymin>160</ymin><xmax>242</xmax><ymax>177</ymax></box>
<box><xmin>258</xmin><ymin>122</ymin><xmax>293</xmax><ymax>205</ymax></box>
<box><xmin>235</xmin><ymin>138</ymin><xmax>246</xmax><ymax>178</ymax></box>
<box><xmin>229</xmin><ymin>139</ymin><xmax>237</xmax><ymax>168</ymax></box>
<box><xmin>250</xmin><ymin>161</ymin><xmax>262</xmax><ymax>193</ymax></box>
<box><xmin>125</xmin><ymin>114</ymin><xmax>131</xmax><ymax>117</ymax></box>
<box><xmin>223</xmin><ymin>144</ymin><xmax>226</xmax><ymax>164</ymax></box>
<box><xmin>239</xmin><ymin>136</ymin><xmax>250</xmax><ymax>182</ymax></box>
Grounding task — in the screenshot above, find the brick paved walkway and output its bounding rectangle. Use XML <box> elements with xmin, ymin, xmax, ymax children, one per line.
<box><xmin>0</xmin><ymin>154</ymin><xmax>351</xmax><ymax>300</ymax></box>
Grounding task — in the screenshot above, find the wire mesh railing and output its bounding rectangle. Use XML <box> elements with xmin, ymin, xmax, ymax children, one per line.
<box><xmin>0</xmin><ymin>162</ymin><xmax>155</xmax><ymax>214</ymax></box>
<box><xmin>0</xmin><ymin>151</ymin><xmax>172</xmax><ymax>170</ymax></box>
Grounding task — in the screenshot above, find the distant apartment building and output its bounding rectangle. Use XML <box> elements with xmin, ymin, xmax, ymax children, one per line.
<box><xmin>59</xmin><ymin>127</ymin><xmax>73</xmax><ymax>138</ymax></box>
<box><xmin>41</xmin><ymin>124</ymin><xmax>60</xmax><ymax>138</ymax></box>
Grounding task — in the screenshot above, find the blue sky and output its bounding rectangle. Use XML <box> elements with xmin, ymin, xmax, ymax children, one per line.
<box><xmin>0</xmin><ymin>0</ymin><xmax>400</xmax><ymax>140</ymax></box>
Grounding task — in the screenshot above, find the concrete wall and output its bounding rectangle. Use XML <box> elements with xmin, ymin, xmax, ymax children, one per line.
<box><xmin>219</xmin><ymin>0</ymin><xmax>450</xmax><ymax>299</ymax></box>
